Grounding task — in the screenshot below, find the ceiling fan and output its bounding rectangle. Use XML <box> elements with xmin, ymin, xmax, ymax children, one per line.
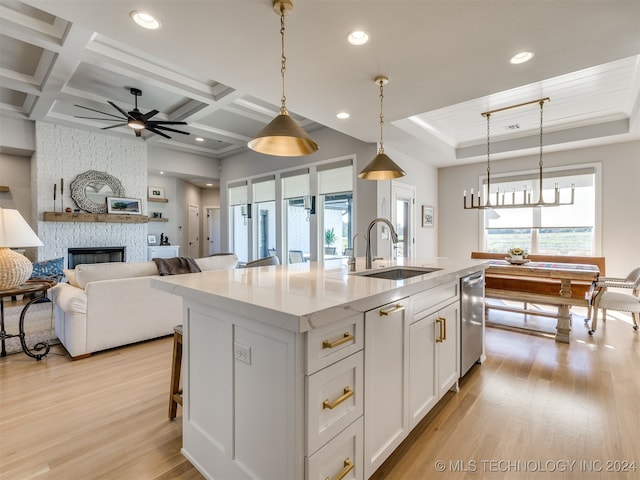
<box><xmin>75</xmin><ymin>87</ymin><xmax>189</xmax><ymax>139</ymax></box>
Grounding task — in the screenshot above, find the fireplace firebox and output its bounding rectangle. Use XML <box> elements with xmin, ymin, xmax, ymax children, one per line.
<box><xmin>68</xmin><ymin>247</ymin><xmax>126</xmax><ymax>268</ymax></box>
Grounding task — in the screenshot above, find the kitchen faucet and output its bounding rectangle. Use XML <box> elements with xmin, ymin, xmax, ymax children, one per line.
<box><xmin>348</xmin><ymin>232</ymin><xmax>367</xmax><ymax>272</ymax></box>
<box><xmin>365</xmin><ymin>218</ymin><xmax>399</xmax><ymax>269</ymax></box>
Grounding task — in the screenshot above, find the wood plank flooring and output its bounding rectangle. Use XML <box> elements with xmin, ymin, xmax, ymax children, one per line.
<box><xmin>1</xmin><ymin>308</ymin><xmax>638</xmax><ymax>479</ymax></box>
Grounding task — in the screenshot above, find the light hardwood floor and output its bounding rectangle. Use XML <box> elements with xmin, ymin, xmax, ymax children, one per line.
<box><xmin>1</xmin><ymin>309</ymin><xmax>638</xmax><ymax>480</ymax></box>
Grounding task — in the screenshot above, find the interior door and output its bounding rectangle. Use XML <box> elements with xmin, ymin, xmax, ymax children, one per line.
<box><xmin>392</xmin><ymin>183</ymin><xmax>416</xmax><ymax>259</ymax></box>
<box><xmin>206</xmin><ymin>207</ymin><xmax>221</xmax><ymax>255</ymax></box>
<box><xmin>188</xmin><ymin>203</ymin><xmax>200</xmax><ymax>257</ymax></box>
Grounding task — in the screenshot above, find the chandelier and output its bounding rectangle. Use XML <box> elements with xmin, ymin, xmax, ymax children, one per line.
<box><xmin>463</xmin><ymin>97</ymin><xmax>575</xmax><ymax>209</ymax></box>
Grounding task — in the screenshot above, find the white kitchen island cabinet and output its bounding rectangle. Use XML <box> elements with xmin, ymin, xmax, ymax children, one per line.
<box><xmin>152</xmin><ymin>258</ymin><xmax>486</xmax><ymax>480</ymax></box>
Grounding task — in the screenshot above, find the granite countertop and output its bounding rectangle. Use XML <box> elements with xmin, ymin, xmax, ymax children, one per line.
<box><xmin>151</xmin><ymin>257</ymin><xmax>488</xmax><ymax>333</ymax></box>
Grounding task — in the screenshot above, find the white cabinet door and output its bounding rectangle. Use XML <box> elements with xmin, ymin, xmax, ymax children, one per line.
<box><xmin>436</xmin><ymin>302</ymin><xmax>460</xmax><ymax>397</ymax></box>
<box><xmin>364</xmin><ymin>299</ymin><xmax>409</xmax><ymax>479</ymax></box>
<box><xmin>408</xmin><ymin>314</ymin><xmax>437</xmax><ymax>429</ymax></box>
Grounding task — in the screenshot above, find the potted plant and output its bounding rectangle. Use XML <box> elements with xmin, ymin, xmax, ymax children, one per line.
<box><xmin>508</xmin><ymin>247</ymin><xmax>528</xmax><ymax>261</ymax></box>
<box><xmin>325</xmin><ymin>228</ymin><xmax>336</xmax><ymax>247</ymax></box>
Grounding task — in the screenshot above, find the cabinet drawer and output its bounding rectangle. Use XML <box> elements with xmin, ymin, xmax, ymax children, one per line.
<box><xmin>306</xmin><ymin>416</ymin><xmax>363</xmax><ymax>480</ymax></box>
<box><xmin>411</xmin><ymin>281</ymin><xmax>459</xmax><ymax>322</ymax></box>
<box><xmin>307</xmin><ymin>351</ymin><xmax>363</xmax><ymax>456</ymax></box>
<box><xmin>306</xmin><ymin>313</ymin><xmax>363</xmax><ymax>374</ymax></box>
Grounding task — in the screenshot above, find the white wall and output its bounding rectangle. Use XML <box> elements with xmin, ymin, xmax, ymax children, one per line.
<box><xmin>34</xmin><ymin>122</ymin><xmax>148</xmax><ymax>264</ymax></box>
<box><xmin>438</xmin><ymin>140</ymin><xmax>640</xmax><ymax>276</ymax></box>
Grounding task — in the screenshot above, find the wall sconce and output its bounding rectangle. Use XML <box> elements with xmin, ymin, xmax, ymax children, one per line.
<box><xmin>304</xmin><ymin>196</ymin><xmax>315</xmax><ymax>221</ymax></box>
<box><xmin>241</xmin><ymin>204</ymin><xmax>252</xmax><ymax>225</ymax></box>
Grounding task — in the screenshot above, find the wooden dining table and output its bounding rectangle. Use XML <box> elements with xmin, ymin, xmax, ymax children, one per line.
<box><xmin>483</xmin><ymin>260</ymin><xmax>600</xmax><ymax>343</ymax></box>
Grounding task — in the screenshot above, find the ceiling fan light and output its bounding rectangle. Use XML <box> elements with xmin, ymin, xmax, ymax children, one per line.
<box><xmin>130</xmin><ymin>11</ymin><xmax>161</xmax><ymax>30</ymax></box>
<box><xmin>128</xmin><ymin>119</ymin><xmax>145</xmax><ymax>130</ymax></box>
<box><xmin>358</xmin><ymin>152</ymin><xmax>406</xmax><ymax>180</ymax></box>
<box><xmin>248</xmin><ymin>108</ymin><xmax>318</xmax><ymax>156</ymax></box>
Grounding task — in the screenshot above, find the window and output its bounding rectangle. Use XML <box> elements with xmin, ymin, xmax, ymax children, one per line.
<box><xmin>318</xmin><ymin>162</ymin><xmax>353</xmax><ymax>258</ymax></box>
<box><xmin>483</xmin><ymin>166</ymin><xmax>598</xmax><ymax>255</ymax></box>
<box><xmin>282</xmin><ymin>170</ymin><xmax>310</xmax><ymax>263</ymax></box>
<box><xmin>253</xmin><ymin>177</ymin><xmax>276</xmax><ymax>259</ymax></box>
<box><xmin>228</xmin><ymin>182</ymin><xmax>249</xmax><ymax>262</ymax></box>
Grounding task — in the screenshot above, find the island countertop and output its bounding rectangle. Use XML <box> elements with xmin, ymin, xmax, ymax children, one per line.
<box><xmin>151</xmin><ymin>257</ymin><xmax>487</xmax><ymax>333</ymax></box>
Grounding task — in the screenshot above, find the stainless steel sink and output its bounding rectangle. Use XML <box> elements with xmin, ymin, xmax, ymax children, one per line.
<box><xmin>354</xmin><ymin>266</ymin><xmax>442</xmax><ymax>280</ymax></box>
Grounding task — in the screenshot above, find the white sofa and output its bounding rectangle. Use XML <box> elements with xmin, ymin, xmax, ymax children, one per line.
<box><xmin>51</xmin><ymin>254</ymin><xmax>238</xmax><ymax>359</ymax></box>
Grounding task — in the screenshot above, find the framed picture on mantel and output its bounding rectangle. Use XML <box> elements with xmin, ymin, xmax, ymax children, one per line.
<box><xmin>106</xmin><ymin>197</ymin><xmax>142</xmax><ymax>215</ymax></box>
<box><xmin>148</xmin><ymin>187</ymin><xmax>165</xmax><ymax>199</ymax></box>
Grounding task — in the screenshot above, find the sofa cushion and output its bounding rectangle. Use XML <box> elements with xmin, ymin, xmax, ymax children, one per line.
<box><xmin>75</xmin><ymin>261</ymin><xmax>159</xmax><ymax>289</ymax></box>
<box><xmin>195</xmin><ymin>254</ymin><xmax>238</xmax><ymax>271</ymax></box>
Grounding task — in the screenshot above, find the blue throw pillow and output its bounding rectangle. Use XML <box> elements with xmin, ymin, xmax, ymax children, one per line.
<box><xmin>31</xmin><ymin>257</ymin><xmax>64</xmax><ymax>281</ymax></box>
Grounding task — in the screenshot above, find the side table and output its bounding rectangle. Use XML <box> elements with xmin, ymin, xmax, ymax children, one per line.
<box><xmin>0</xmin><ymin>279</ymin><xmax>57</xmax><ymax>360</ymax></box>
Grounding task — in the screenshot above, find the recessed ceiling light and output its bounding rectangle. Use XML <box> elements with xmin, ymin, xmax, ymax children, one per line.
<box><xmin>130</xmin><ymin>11</ymin><xmax>161</xmax><ymax>30</ymax></box>
<box><xmin>159</xmin><ymin>171</ymin><xmax>164</xmax><ymax>175</ymax></box>
<box><xmin>195</xmin><ymin>137</ymin><xmax>204</xmax><ymax>142</ymax></box>
<box><xmin>510</xmin><ymin>51</ymin><xmax>534</xmax><ymax>64</ymax></box>
<box><xmin>336</xmin><ymin>112</ymin><xmax>350</xmax><ymax>119</ymax></box>
<box><xmin>206</xmin><ymin>183</ymin><xmax>213</xmax><ymax>187</ymax></box>
<box><xmin>347</xmin><ymin>30</ymin><xmax>369</xmax><ymax>46</ymax></box>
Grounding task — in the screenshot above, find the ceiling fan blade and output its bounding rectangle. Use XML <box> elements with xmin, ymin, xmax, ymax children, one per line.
<box><xmin>75</xmin><ymin>104</ymin><xmax>125</xmax><ymax>120</ymax></box>
<box><xmin>153</xmin><ymin>125</ymin><xmax>190</xmax><ymax>135</ymax></box>
<box><xmin>146</xmin><ymin>126</ymin><xmax>171</xmax><ymax>139</ymax></box>
<box><xmin>148</xmin><ymin>120</ymin><xmax>188</xmax><ymax>126</ymax></box>
<box><xmin>142</xmin><ymin>109</ymin><xmax>159</xmax><ymax>120</ymax></box>
<box><xmin>74</xmin><ymin>116</ymin><xmax>125</xmax><ymax>122</ymax></box>
<box><xmin>101</xmin><ymin>123</ymin><xmax>129</xmax><ymax>130</ymax></box>
<box><xmin>108</xmin><ymin>101</ymin><xmax>134</xmax><ymax>120</ymax></box>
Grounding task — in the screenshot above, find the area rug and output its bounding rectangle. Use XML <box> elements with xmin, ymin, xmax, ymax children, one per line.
<box><xmin>1</xmin><ymin>300</ymin><xmax>59</xmax><ymax>355</ymax></box>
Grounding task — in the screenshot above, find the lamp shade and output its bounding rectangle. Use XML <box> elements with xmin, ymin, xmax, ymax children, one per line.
<box><xmin>248</xmin><ymin>108</ymin><xmax>319</xmax><ymax>157</ymax></box>
<box><xmin>0</xmin><ymin>208</ymin><xmax>43</xmax><ymax>290</ymax></box>
<box><xmin>0</xmin><ymin>208</ymin><xmax>43</xmax><ymax>247</ymax></box>
<box><xmin>358</xmin><ymin>152</ymin><xmax>407</xmax><ymax>180</ymax></box>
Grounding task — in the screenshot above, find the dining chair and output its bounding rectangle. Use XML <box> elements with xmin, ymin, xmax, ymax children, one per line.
<box><xmin>343</xmin><ymin>248</ymin><xmax>353</xmax><ymax>257</ymax></box>
<box><xmin>288</xmin><ymin>250</ymin><xmax>304</xmax><ymax>264</ymax></box>
<box><xmin>589</xmin><ymin>269</ymin><xmax>640</xmax><ymax>335</ymax></box>
<box><xmin>245</xmin><ymin>255</ymin><xmax>280</xmax><ymax>267</ymax></box>
<box><xmin>590</xmin><ymin>266</ymin><xmax>640</xmax><ymax>323</ymax></box>
<box><xmin>268</xmin><ymin>248</ymin><xmax>276</xmax><ymax>257</ymax></box>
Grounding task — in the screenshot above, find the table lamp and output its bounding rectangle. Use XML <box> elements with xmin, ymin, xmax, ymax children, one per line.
<box><xmin>0</xmin><ymin>208</ymin><xmax>44</xmax><ymax>290</ymax></box>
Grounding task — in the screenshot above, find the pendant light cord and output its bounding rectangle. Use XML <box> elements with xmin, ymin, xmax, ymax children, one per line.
<box><xmin>539</xmin><ymin>100</ymin><xmax>544</xmax><ymax>169</ymax></box>
<box><xmin>378</xmin><ymin>79</ymin><xmax>385</xmax><ymax>153</ymax></box>
<box><xmin>280</xmin><ymin>8</ymin><xmax>287</xmax><ymax>111</ymax></box>
<box><xmin>486</xmin><ymin>112</ymin><xmax>491</xmax><ymax>191</ymax></box>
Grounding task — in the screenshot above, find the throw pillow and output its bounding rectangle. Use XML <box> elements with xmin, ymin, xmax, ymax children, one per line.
<box><xmin>64</xmin><ymin>269</ymin><xmax>80</xmax><ymax>288</ymax></box>
<box><xmin>31</xmin><ymin>257</ymin><xmax>64</xmax><ymax>281</ymax></box>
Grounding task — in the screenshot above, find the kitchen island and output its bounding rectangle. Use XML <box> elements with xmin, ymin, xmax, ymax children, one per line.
<box><xmin>152</xmin><ymin>257</ymin><xmax>486</xmax><ymax>480</ymax></box>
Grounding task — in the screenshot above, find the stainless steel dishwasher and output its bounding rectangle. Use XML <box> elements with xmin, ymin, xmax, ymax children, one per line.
<box><xmin>460</xmin><ymin>272</ymin><xmax>485</xmax><ymax>377</ymax></box>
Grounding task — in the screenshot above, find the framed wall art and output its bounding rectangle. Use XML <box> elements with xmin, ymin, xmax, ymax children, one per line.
<box><xmin>106</xmin><ymin>197</ymin><xmax>143</xmax><ymax>215</ymax></box>
<box><xmin>148</xmin><ymin>186</ymin><xmax>165</xmax><ymax>199</ymax></box>
<box><xmin>422</xmin><ymin>205</ymin><xmax>434</xmax><ymax>227</ymax></box>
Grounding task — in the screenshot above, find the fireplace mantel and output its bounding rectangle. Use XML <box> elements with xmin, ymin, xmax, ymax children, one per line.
<box><xmin>43</xmin><ymin>212</ymin><xmax>149</xmax><ymax>223</ymax></box>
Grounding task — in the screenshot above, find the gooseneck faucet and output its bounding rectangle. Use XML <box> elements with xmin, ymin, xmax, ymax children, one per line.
<box><xmin>348</xmin><ymin>232</ymin><xmax>367</xmax><ymax>272</ymax></box>
<box><xmin>366</xmin><ymin>217</ymin><xmax>399</xmax><ymax>269</ymax></box>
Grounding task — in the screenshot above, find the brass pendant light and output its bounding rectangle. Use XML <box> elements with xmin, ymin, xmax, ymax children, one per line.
<box><xmin>248</xmin><ymin>0</ymin><xmax>318</xmax><ymax>157</ymax></box>
<box><xmin>358</xmin><ymin>76</ymin><xmax>406</xmax><ymax>180</ymax></box>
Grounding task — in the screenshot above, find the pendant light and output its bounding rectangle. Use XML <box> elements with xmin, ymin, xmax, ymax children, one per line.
<box><xmin>463</xmin><ymin>97</ymin><xmax>575</xmax><ymax>209</ymax></box>
<box><xmin>248</xmin><ymin>0</ymin><xmax>318</xmax><ymax>157</ymax></box>
<box><xmin>358</xmin><ymin>76</ymin><xmax>406</xmax><ymax>180</ymax></box>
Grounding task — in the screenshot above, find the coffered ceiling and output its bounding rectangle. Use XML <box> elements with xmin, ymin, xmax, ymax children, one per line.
<box><xmin>1</xmin><ymin>0</ymin><xmax>639</xmax><ymax>176</ymax></box>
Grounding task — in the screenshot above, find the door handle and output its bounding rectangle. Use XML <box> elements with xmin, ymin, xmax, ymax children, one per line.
<box><xmin>436</xmin><ymin>317</ymin><xmax>447</xmax><ymax>342</ymax></box>
<box><xmin>379</xmin><ymin>304</ymin><xmax>405</xmax><ymax>316</ymax></box>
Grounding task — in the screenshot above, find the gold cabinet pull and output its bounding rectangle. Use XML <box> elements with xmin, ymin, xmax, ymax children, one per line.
<box><xmin>322</xmin><ymin>387</ymin><xmax>354</xmax><ymax>410</ymax></box>
<box><xmin>436</xmin><ymin>317</ymin><xmax>446</xmax><ymax>342</ymax></box>
<box><xmin>324</xmin><ymin>458</ymin><xmax>354</xmax><ymax>480</ymax></box>
<box><xmin>379</xmin><ymin>304</ymin><xmax>405</xmax><ymax>316</ymax></box>
<box><xmin>322</xmin><ymin>332</ymin><xmax>354</xmax><ymax>349</ymax></box>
